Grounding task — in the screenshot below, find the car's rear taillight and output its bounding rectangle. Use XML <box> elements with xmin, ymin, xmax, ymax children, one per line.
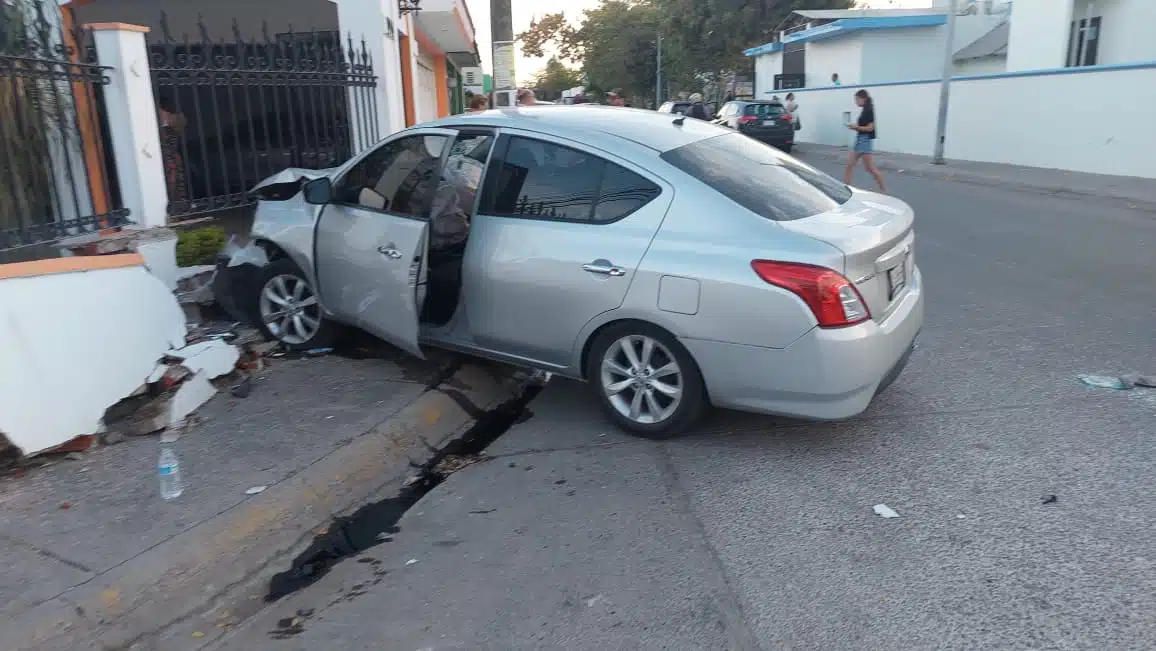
<box><xmin>781</xmin><ymin>114</ymin><xmax>793</xmax><ymax>121</ymax></box>
<box><xmin>751</xmin><ymin>260</ymin><xmax>870</xmax><ymax>328</ymax></box>
<box><xmin>738</xmin><ymin>115</ymin><xmax>758</xmax><ymax>124</ymax></box>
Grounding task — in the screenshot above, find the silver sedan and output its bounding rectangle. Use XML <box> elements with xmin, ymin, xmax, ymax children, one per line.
<box><xmin>231</xmin><ymin>106</ymin><xmax>923</xmax><ymax>438</ymax></box>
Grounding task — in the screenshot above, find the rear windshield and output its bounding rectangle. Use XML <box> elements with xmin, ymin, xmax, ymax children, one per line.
<box><xmin>743</xmin><ymin>103</ymin><xmax>786</xmax><ymax>117</ymax></box>
<box><xmin>660</xmin><ymin>133</ymin><xmax>852</xmax><ymax>221</ymax></box>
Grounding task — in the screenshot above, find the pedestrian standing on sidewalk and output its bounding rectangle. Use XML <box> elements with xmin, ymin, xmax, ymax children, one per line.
<box><xmin>517</xmin><ymin>88</ymin><xmax>537</xmax><ymax>106</ymax></box>
<box><xmin>844</xmin><ymin>89</ymin><xmax>887</xmax><ymax>193</ymax></box>
<box><xmin>785</xmin><ymin>92</ymin><xmax>800</xmax><ymax>132</ymax></box>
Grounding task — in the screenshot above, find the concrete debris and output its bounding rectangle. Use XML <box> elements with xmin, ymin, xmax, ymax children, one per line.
<box><xmin>231</xmin><ymin>376</ymin><xmax>254</xmax><ymax>398</ymax></box>
<box><xmin>169</xmin><ymin>340</ymin><xmax>241</xmax><ymax>380</ymax></box>
<box><xmin>168</xmin><ymin>372</ymin><xmax>217</xmax><ymax>427</ymax></box>
<box><xmin>873</xmin><ymin>504</ymin><xmax>900</xmax><ymax>519</ymax></box>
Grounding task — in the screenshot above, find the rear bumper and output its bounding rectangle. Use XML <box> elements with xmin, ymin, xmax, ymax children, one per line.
<box><xmin>683</xmin><ymin>266</ymin><xmax>923</xmax><ymax>420</ymax></box>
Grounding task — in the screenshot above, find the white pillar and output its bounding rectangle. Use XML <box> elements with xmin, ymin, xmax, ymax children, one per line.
<box><xmin>1006</xmin><ymin>0</ymin><xmax>1076</xmax><ymax>71</ymax></box>
<box><xmin>88</xmin><ymin>23</ymin><xmax>168</xmax><ymax>228</ymax></box>
<box><xmin>336</xmin><ymin>0</ymin><xmax>406</xmax><ymax>147</ymax></box>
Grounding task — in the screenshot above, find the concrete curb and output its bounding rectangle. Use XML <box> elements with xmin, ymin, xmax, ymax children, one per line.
<box><xmin>799</xmin><ymin>145</ymin><xmax>1156</xmax><ymax>213</ymax></box>
<box><xmin>4</xmin><ymin>362</ymin><xmax>523</xmax><ymax>651</ymax></box>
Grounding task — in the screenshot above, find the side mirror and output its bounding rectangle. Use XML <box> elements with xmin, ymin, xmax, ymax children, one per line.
<box><xmin>302</xmin><ymin>177</ymin><xmax>333</xmax><ymax>205</ymax></box>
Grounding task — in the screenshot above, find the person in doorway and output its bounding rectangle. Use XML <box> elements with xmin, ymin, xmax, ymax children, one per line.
<box><xmin>844</xmin><ymin>89</ymin><xmax>887</xmax><ymax>193</ymax></box>
<box><xmin>831</xmin><ymin>73</ymin><xmax>842</xmax><ymax>86</ymax></box>
<box><xmin>784</xmin><ymin>92</ymin><xmax>800</xmax><ymax>132</ymax></box>
<box><xmin>517</xmin><ymin>88</ymin><xmax>537</xmax><ymax>106</ymax></box>
<box><xmin>686</xmin><ymin>93</ymin><xmax>709</xmax><ymax>120</ymax></box>
<box><xmin>467</xmin><ymin>94</ymin><xmax>489</xmax><ymax>112</ymax></box>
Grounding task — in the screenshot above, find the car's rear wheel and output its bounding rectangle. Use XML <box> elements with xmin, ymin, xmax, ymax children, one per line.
<box><xmin>586</xmin><ymin>322</ymin><xmax>707</xmax><ymax>439</ymax></box>
<box><xmin>254</xmin><ymin>258</ymin><xmax>336</xmax><ymax>351</ymax></box>
<box><xmin>781</xmin><ymin>143</ymin><xmax>793</xmax><ymax>154</ymax></box>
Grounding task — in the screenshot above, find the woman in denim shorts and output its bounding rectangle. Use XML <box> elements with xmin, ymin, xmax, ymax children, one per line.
<box><xmin>844</xmin><ymin>89</ymin><xmax>888</xmax><ymax>193</ymax></box>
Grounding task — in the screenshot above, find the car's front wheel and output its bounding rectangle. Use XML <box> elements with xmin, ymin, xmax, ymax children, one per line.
<box><xmin>254</xmin><ymin>257</ymin><xmax>336</xmax><ymax>351</ymax></box>
<box><xmin>586</xmin><ymin>322</ymin><xmax>707</xmax><ymax>439</ymax></box>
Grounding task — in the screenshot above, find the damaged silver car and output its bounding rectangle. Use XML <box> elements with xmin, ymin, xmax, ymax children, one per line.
<box><xmin>220</xmin><ymin>107</ymin><xmax>923</xmax><ymax>437</ymax></box>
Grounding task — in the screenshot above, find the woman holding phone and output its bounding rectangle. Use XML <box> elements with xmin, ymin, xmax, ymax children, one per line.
<box><xmin>843</xmin><ymin>89</ymin><xmax>887</xmax><ymax>193</ymax></box>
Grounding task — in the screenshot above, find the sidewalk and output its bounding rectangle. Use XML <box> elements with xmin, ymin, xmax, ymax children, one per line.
<box><xmin>0</xmin><ymin>347</ymin><xmax>523</xmax><ymax>651</ymax></box>
<box><xmin>210</xmin><ymin>380</ymin><xmax>764</xmax><ymax>651</ymax></box>
<box><xmin>797</xmin><ymin>144</ymin><xmax>1156</xmax><ymax>212</ymax></box>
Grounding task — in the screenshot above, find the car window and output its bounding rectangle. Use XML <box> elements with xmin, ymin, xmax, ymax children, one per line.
<box><xmin>594</xmin><ymin>162</ymin><xmax>661</xmax><ymax>222</ymax></box>
<box><xmin>481</xmin><ymin>136</ymin><xmax>661</xmax><ymax>223</ymax></box>
<box><xmin>661</xmin><ymin>132</ymin><xmax>852</xmax><ymax>222</ymax></box>
<box><xmin>335</xmin><ymin>135</ymin><xmax>447</xmax><ymax>216</ymax></box>
<box><xmin>428</xmin><ymin>132</ymin><xmax>494</xmax><ymax>250</ymax></box>
<box><xmin>744</xmin><ymin>103</ymin><xmax>787</xmax><ymax>117</ymax></box>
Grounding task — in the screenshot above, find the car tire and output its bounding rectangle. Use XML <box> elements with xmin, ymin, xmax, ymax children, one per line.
<box><xmin>781</xmin><ymin>143</ymin><xmax>793</xmax><ymax>154</ymax></box>
<box><xmin>585</xmin><ymin>322</ymin><xmax>708</xmax><ymax>439</ymax></box>
<box><xmin>253</xmin><ymin>257</ymin><xmax>337</xmax><ymax>351</ymax></box>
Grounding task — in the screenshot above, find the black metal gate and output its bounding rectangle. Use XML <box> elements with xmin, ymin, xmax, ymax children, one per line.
<box><xmin>149</xmin><ymin>14</ymin><xmax>379</xmax><ymax>220</ymax></box>
<box><xmin>0</xmin><ymin>0</ymin><xmax>126</xmax><ymax>260</ymax></box>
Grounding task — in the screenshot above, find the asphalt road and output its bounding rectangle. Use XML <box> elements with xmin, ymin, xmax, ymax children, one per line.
<box><xmin>212</xmin><ymin>162</ymin><xmax>1156</xmax><ymax>651</ymax></box>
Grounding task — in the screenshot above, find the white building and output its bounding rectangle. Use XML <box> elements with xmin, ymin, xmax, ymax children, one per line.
<box><xmin>747</xmin><ymin>0</ymin><xmax>1156</xmax><ymax>95</ymax></box>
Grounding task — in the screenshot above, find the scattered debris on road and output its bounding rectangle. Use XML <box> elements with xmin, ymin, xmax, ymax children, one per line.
<box><xmin>1042</xmin><ymin>494</ymin><xmax>1058</xmax><ymax>505</ymax></box>
<box><xmin>1078</xmin><ymin>372</ymin><xmax>1156</xmax><ymax>391</ymax></box>
<box><xmin>1078</xmin><ymin>374</ymin><xmax>1132</xmax><ymax>390</ymax></box>
<box><xmin>873</xmin><ymin>504</ymin><xmax>900</xmax><ymax>518</ymax></box>
<box><xmin>245</xmin><ymin>486</ymin><xmax>268</xmax><ymax>495</ymax></box>
<box><xmin>405</xmin><ymin>558</ymin><xmax>419</xmax><ymax>566</ymax></box>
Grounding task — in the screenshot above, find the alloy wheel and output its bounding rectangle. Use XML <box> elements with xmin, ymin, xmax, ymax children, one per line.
<box><xmin>258</xmin><ymin>273</ymin><xmax>322</xmax><ymax>345</ymax></box>
<box><xmin>600</xmin><ymin>334</ymin><xmax>683</xmax><ymax>425</ymax></box>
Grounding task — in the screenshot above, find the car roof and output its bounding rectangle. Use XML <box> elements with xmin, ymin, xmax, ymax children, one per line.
<box><xmin>426</xmin><ymin>105</ymin><xmax>727</xmax><ymax>152</ymax></box>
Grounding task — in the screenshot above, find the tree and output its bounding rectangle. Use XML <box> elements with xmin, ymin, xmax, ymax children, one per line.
<box><xmin>529</xmin><ymin>58</ymin><xmax>583</xmax><ymax>101</ymax></box>
<box><xmin>518</xmin><ymin>1</ymin><xmax>660</xmax><ymax>104</ymax></box>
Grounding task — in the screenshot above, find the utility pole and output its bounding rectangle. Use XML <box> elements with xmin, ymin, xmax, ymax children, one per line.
<box><xmin>932</xmin><ymin>0</ymin><xmax>958</xmax><ymax>165</ymax></box>
<box><xmin>490</xmin><ymin>0</ymin><xmax>517</xmax><ymax>108</ymax></box>
<box><xmin>655</xmin><ymin>33</ymin><xmax>663</xmax><ymax>108</ymax></box>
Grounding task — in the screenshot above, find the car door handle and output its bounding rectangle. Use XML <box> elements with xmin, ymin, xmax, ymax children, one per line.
<box><xmin>377</xmin><ymin>245</ymin><xmax>403</xmax><ymax>259</ymax></box>
<box><xmin>582</xmin><ymin>262</ymin><xmax>626</xmax><ymax>277</ymax></box>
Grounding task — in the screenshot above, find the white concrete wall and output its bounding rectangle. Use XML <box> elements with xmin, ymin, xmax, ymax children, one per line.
<box><xmin>859</xmin><ymin>27</ymin><xmax>944</xmax><ymax>84</ymax></box>
<box><xmin>1007</xmin><ymin>0</ymin><xmax>1075</xmax><ymax>71</ymax></box>
<box><xmin>789</xmin><ymin>64</ymin><xmax>1156</xmax><ymax>179</ymax></box>
<box><xmin>753</xmin><ymin>51</ymin><xmax>783</xmax><ymax>97</ymax></box>
<box><xmin>953</xmin><ymin>55</ymin><xmax>1007</xmax><ymax>76</ymax></box>
<box><xmin>806</xmin><ymin>37</ymin><xmax>863</xmax><ymax>87</ymax></box>
<box><xmin>0</xmin><ymin>262</ymin><xmax>187</xmax><ymax>455</ymax></box>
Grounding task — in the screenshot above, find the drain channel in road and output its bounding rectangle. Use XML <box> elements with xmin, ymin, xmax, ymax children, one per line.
<box><xmin>265</xmin><ymin>381</ymin><xmax>543</xmax><ymax>601</ymax></box>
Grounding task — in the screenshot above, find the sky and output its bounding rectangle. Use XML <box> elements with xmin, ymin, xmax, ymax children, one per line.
<box><xmin>464</xmin><ymin>0</ymin><xmax>932</xmax><ymax>82</ymax></box>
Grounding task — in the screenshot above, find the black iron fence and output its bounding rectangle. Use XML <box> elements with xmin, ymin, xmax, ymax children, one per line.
<box><xmin>150</xmin><ymin>15</ymin><xmax>379</xmax><ymax>220</ymax></box>
<box><xmin>0</xmin><ymin>0</ymin><xmax>127</xmax><ymax>261</ymax></box>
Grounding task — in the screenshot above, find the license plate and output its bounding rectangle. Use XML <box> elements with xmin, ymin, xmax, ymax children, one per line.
<box><xmin>762</xmin><ymin>120</ymin><xmax>774</xmax><ymax>126</ymax></box>
<box><xmin>887</xmin><ymin>256</ymin><xmax>908</xmax><ymax>299</ymax></box>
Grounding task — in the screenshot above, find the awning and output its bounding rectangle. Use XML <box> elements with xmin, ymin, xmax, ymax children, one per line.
<box><xmin>793</xmin><ymin>9</ymin><xmax>948</xmax><ymax>19</ymax></box>
<box><xmin>954</xmin><ymin>19</ymin><xmax>1010</xmax><ymax>60</ymax></box>
<box><xmin>745</xmin><ymin>14</ymin><xmax>947</xmax><ymax>57</ymax></box>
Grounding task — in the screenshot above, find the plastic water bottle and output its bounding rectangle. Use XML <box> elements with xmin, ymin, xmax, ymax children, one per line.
<box><xmin>158</xmin><ymin>448</ymin><xmax>183</xmax><ymax>500</ymax></box>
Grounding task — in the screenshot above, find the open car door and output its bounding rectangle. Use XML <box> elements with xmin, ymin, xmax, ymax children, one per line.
<box><xmin>313</xmin><ymin>128</ymin><xmax>456</xmax><ymax>359</ymax></box>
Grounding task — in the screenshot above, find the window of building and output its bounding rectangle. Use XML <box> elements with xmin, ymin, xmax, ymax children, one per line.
<box><xmin>1067</xmin><ymin>16</ymin><xmax>1102</xmax><ymax>67</ymax></box>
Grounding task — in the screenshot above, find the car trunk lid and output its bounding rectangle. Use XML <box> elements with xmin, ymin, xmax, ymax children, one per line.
<box><xmin>777</xmin><ymin>190</ymin><xmax>914</xmax><ymax>321</ymax></box>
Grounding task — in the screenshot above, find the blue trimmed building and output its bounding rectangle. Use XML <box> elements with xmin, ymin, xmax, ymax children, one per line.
<box><xmin>745</xmin><ymin>5</ymin><xmax>1012</xmax><ymax>94</ymax></box>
